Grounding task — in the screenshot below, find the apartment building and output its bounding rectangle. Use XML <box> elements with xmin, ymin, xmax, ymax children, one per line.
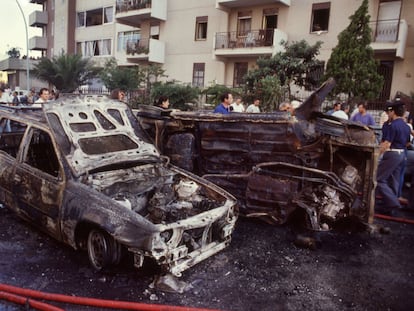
<box><xmin>26</xmin><ymin>0</ymin><xmax>413</xmax><ymax>101</ymax></box>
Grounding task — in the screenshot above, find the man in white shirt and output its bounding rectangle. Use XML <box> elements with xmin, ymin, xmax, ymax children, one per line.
<box><xmin>332</xmin><ymin>109</ymin><xmax>349</xmax><ymax>120</ymax></box>
<box><xmin>0</xmin><ymin>88</ymin><xmax>10</xmax><ymax>104</ymax></box>
<box><xmin>32</xmin><ymin>88</ymin><xmax>49</xmax><ymax>107</ymax></box>
<box><xmin>230</xmin><ymin>97</ymin><xmax>245</xmax><ymax>112</ymax></box>
<box><xmin>246</xmin><ymin>98</ymin><xmax>260</xmax><ymax>113</ymax></box>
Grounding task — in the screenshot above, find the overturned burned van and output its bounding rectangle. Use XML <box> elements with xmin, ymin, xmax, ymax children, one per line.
<box><xmin>0</xmin><ymin>97</ymin><xmax>237</xmax><ymax>277</ymax></box>
<box><xmin>137</xmin><ymin>79</ymin><xmax>379</xmax><ymax>230</ymax></box>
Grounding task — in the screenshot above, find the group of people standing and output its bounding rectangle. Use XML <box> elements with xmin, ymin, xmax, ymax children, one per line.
<box><xmin>213</xmin><ymin>93</ymin><xmax>414</xmax><ymax>214</ymax></box>
<box><xmin>328</xmin><ymin>98</ymin><xmax>414</xmax><ymax>214</ymax></box>
<box><xmin>0</xmin><ymin>87</ymin><xmax>56</xmax><ymax>106</ymax></box>
<box><xmin>213</xmin><ymin>93</ymin><xmax>302</xmax><ymax>115</ymax></box>
<box><xmin>213</xmin><ymin>93</ymin><xmax>262</xmax><ymax>114</ymax></box>
<box><xmin>326</xmin><ymin>100</ymin><xmax>377</xmax><ymax>125</ymax></box>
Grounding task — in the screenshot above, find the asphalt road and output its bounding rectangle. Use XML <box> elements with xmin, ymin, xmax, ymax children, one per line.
<box><xmin>1</xmin><ymin>204</ymin><xmax>414</xmax><ymax>311</ymax></box>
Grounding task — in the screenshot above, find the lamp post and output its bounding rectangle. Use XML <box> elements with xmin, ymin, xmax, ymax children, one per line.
<box><xmin>15</xmin><ymin>0</ymin><xmax>30</xmax><ymax>90</ymax></box>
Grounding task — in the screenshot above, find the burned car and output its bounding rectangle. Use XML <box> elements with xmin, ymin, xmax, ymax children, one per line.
<box><xmin>137</xmin><ymin>79</ymin><xmax>379</xmax><ymax>231</ymax></box>
<box><xmin>0</xmin><ymin>96</ymin><xmax>237</xmax><ymax>277</ymax></box>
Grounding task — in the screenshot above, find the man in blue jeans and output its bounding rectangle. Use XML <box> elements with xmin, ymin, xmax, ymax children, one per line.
<box><xmin>376</xmin><ymin>100</ymin><xmax>411</xmax><ymax>214</ymax></box>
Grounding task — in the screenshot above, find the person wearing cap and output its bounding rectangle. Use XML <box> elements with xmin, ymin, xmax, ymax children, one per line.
<box><xmin>376</xmin><ymin>100</ymin><xmax>411</xmax><ymax>214</ymax></box>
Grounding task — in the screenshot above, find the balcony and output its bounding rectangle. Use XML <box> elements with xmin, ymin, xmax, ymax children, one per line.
<box><xmin>214</xmin><ymin>29</ymin><xmax>287</xmax><ymax>58</ymax></box>
<box><xmin>29</xmin><ymin>11</ymin><xmax>48</xmax><ymax>27</ymax></box>
<box><xmin>29</xmin><ymin>36</ymin><xmax>47</xmax><ymax>51</ymax></box>
<box><xmin>115</xmin><ymin>0</ymin><xmax>167</xmax><ymax>27</ymax></box>
<box><xmin>216</xmin><ymin>0</ymin><xmax>290</xmax><ymax>9</ymax></box>
<box><xmin>370</xmin><ymin>19</ymin><xmax>408</xmax><ymax>58</ymax></box>
<box><xmin>126</xmin><ymin>38</ymin><xmax>165</xmax><ymax>63</ymax></box>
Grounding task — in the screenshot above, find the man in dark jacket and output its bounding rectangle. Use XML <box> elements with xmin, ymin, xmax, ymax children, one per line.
<box><xmin>376</xmin><ymin>100</ymin><xmax>411</xmax><ymax>214</ymax></box>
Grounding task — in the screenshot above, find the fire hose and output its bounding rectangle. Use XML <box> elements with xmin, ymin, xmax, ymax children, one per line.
<box><xmin>374</xmin><ymin>213</ymin><xmax>414</xmax><ymax>225</ymax></box>
<box><xmin>0</xmin><ymin>283</ymin><xmax>224</xmax><ymax>311</ymax></box>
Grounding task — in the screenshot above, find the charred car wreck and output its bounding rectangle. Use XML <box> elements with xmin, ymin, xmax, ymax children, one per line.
<box><xmin>0</xmin><ymin>97</ymin><xmax>237</xmax><ymax>277</ymax></box>
<box><xmin>137</xmin><ymin>79</ymin><xmax>379</xmax><ymax>231</ymax></box>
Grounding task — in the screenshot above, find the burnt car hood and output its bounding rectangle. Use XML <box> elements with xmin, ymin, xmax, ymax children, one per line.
<box><xmin>43</xmin><ymin>96</ymin><xmax>159</xmax><ymax>177</ymax></box>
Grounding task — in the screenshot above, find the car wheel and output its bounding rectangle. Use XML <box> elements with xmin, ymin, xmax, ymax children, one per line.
<box><xmin>87</xmin><ymin>229</ymin><xmax>120</xmax><ymax>271</ymax></box>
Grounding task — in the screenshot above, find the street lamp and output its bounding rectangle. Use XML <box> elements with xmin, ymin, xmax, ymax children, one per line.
<box><xmin>15</xmin><ymin>0</ymin><xmax>30</xmax><ymax>90</ymax></box>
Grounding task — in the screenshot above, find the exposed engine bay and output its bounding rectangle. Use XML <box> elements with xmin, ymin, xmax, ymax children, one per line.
<box><xmin>86</xmin><ymin>162</ymin><xmax>221</xmax><ymax>224</ymax></box>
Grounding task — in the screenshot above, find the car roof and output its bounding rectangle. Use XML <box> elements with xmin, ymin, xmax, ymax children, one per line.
<box><xmin>42</xmin><ymin>95</ymin><xmax>159</xmax><ymax>177</ymax></box>
<box><xmin>0</xmin><ymin>104</ymin><xmax>46</xmax><ymax>125</ymax></box>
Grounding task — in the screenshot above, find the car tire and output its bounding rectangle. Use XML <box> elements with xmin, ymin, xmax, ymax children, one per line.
<box><xmin>87</xmin><ymin>229</ymin><xmax>120</xmax><ymax>271</ymax></box>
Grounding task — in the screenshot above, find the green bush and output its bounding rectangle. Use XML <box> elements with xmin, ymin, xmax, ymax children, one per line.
<box><xmin>151</xmin><ymin>81</ymin><xmax>200</xmax><ymax>111</ymax></box>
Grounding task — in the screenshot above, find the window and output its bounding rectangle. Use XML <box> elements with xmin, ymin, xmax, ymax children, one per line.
<box><xmin>77</xmin><ymin>12</ymin><xmax>85</xmax><ymax>27</ymax></box>
<box><xmin>311</xmin><ymin>2</ymin><xmax>330</xmax><ymax>32</ymax></box>
<box><xmin>103</xmin><ymin>7</ymin><xmax>114</xmax><ymax>23</ymax></box>
<box><xmin>77</xmin><ymin>39</ymin><xmax>112</xmax><ymax>56</ymax></box>
<box><xmin>0</xmin><ymin>119</ymin><xmax>27</xmax><ymax>158</ymax></box>
<box><xmin>195</xmin><ymin>16</ymin><xmax>208</xmax><ymax>41</ymax></box>
<box><xmin>192</xmin><ymin>63</ymin><xmax>205</xmax><ymax>87</ymax></box>
<box><xmin>150</xmin><ymin>25</ymin><xmax>160</xmax><ymax>39</ymax></box>
<box><xmin>117</xmin><ymin>31</ymin><xmax>140</xmax><ymax>52</ymax></box>
<box><xmin>77</xmin><ymin>7</ymin><xmax>113</xmax><ymax>28</ymax></box>
<box><xmin>233</xmin><ymin>62</ymin><xmax>248</xmax><ymax>87</ymax></box>
<box><xmin>237</xmin><ymin>11</ymin><xmax>252</xmax><ymax>37</ymax></box>
<box><xmin>25</xmin><ymin>129</ymin><xmax>60</xmax><ymax>177</ymax></box>
<box><xmin>86</xmin><ymin>8</ymin><xmax>103</xmax><ymax>27</ymax></box>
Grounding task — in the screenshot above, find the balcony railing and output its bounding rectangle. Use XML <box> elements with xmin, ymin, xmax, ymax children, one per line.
<box><xmin>29</xmin><ymin>36</ymin><xmax>47</xmax><ymax>51</ymax></box>
<box><xmin>370</xmin><ymin>19</ymin><xmax>399</xmax><ymax>43</ymax></box>
<box><xmin>216</xmin><ymin>0</ymin><xmax>291</xmax><ymax>8</ymax></box>
<box><xmin>116</xmin><ymin>0</ymin><xmax>151</xmax><ymax>13</ymax></box>
<box><xmin>126</xmin><ymin>38</ymin><xmax>150</xmax><ymax>55</ymax></box>
<box><xmin>29</xmin><ymin>11</ymin><xmax>48</xmax><ymax>27</ymax></box>
<box><xmin>369</xmin><ymin>19</ymin><xmax>408</xmax><ymax>58</ymax></box>
<box><xmin>215</xmin><ymin>29</ymin><xmax>274</xmax><ymax>49</ymax></box>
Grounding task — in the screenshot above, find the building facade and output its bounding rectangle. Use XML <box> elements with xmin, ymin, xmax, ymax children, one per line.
<box><xmin>26</xmin><ymin>0</ymin><xmax>413</xmax><ymax>101</ymax></box>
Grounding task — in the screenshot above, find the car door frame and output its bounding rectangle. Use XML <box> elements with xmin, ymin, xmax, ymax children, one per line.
<box><xmin>12</xmin><ymin>124</ymin><xmax>66</xmax><ymax>240</ymax></box>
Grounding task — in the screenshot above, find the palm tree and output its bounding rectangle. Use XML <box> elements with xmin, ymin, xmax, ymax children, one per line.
<box><xmin>33</xmin><ymin>53</ymin><xmax>98</xmax><ymax>93</ymax></box>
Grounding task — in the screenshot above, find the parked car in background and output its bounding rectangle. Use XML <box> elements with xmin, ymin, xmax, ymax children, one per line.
<box><xmin>136</xmin><ymin>79</ymin><xmax>379</xmax><ymax>231</ymax></box>
<box><xmin>0</xmin><ymin>96</ymin><xmax>237</xmax><ymax>277</ymax></box>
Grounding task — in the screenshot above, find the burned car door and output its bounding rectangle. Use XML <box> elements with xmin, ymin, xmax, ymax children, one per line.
<box><xmin>13</xmin><ymin>126</ymin><xmax>64</xmax><ymax>238</ymax></box>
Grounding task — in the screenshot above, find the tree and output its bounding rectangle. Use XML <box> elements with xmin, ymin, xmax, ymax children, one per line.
<box><xmin>201</xmin><ymin>84</ymin><xmax>242</xmax><ymax>108</ymax></box>
<box><xmin>99</xmin><ymin>58</ymin><xmax>141</xmax><ymax>91</ymax></box>
<box><xmin>151</xmin><ymin>81</ymin><xmax>200</xmax><ymax>111</ymax></box>
<box><xmin>32</xmin><ymin>53</ymin><xmax>98</xmax><ymax>92</ymax></box>
<box><xmin>324</xmin><ymin>0</ymin><xmax>383</xmax><ymax>100</ymax></box>
<box><xmin>6</xmin><ymin>47</ymin><xmax>21</xmax><ymax>59</ymax></box>
<box><xmin>256</xmin><ymin>75</ymin><xmax>284</xmax><ymax>112</ymax></box>
<box><xmin>140</xmin><ymin>64</ymin><xmax>167</xmax><ymax>99</ymax></box>
<box><xmin>245</xmin><ymin>40</ymin><xmax>323</xmax><ymax>101</ymax></box>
